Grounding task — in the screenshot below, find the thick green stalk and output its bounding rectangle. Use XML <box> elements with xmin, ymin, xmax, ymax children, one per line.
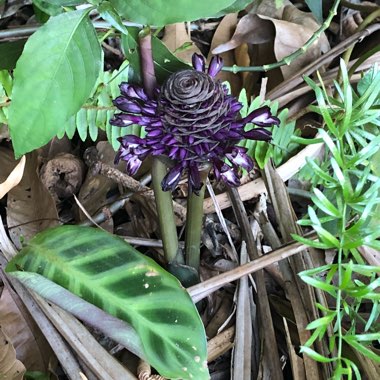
<box><xmin>139</xmin><ymin>30</ymin><xmax>179</xmax><ymax>264</ymax></box>
<box><xmin>185</xmin><ymin>168</ymin><xmax>209</xmax><ymax>271</ymax></box>
<box><xmin>152</xmin><ymin>159</ymin><xmax>179</xmax><ymax>263</ymax></box>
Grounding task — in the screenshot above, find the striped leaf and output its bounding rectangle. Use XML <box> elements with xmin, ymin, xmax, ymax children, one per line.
<box><xmin>6</xmin><ymin>226</ymin><xmax>209</xmax><ymax>380</ymax></box>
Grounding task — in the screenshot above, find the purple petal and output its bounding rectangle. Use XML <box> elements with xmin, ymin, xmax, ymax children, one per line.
<box><xmin>243</xmin><ymin>106</ymin><xmax>280</xmax><ymax>126</ymax></box>
<box><xmin>110</xmin><ymin>114</ymin><xmax>134</xmax><ymax>127</ymax></box>
<box><xmin>220</xmin><ymin>164</ymin><xmax>240</xmax><ymax>186</ymax></box>
<box><xmin>126</xmin><ymin>154</ymin><xmax>143</xmax><ymax>176</ymax></box>
<box><xmin>188</xmin><ymin>164</ymin><xmax>203</xmax><ymax>195</ymax></box>
<box><xmin>225</xmin><ymin>147</ymin><xmax>254</xmax><ymax>171</ymax></box>
<box><xmin>120</xmin><ymin>134</ymin><xmax>145</xmax><ymax>148</ymax></box>
<box><xmin>147</xmin><ymin>129</ymin><xmax>163</xmax><ymax>137</ymax></box>
<box><xmin>208</xmin><ymin>56</ymin><xmax>223</xmax><ymax>77</ymax></box>
<box><xmin>243</xmin><ymin>128</ymin><xmax>272</xmax><ymax>141</ymax></box>
<box><xmin>161</xmin><ymin>164</ymin><xmax>184</xmax><ymax>192</ymax></box>
<box><xmin>119</xmin><ymin>83</ymin><xmax>148</xmax><ymax>101</ymax></box>
<box><xmin>192</xmin><ymin>53</ymin><xmax>206</xmax><ymax>72</ymax></box>
<box><xmin>113</xmin><ymin>97</ymin><xmax>142</xmax><ymax>113</ymax></box>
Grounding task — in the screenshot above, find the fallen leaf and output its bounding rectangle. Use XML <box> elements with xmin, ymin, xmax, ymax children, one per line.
<box><xmin>0</xmin><ymin>287</ymin><xmax>51</xmax><ymax>371</ymax></box>
<box><xmin>0</xmin><ymin>155</ymin><xmax>25</xmax><ymax>200</ymax></box>
<box><xmin>213</xmin><ymin>3</ymin><xmax>330</xmax><ymax>82</ymax></box>
<box><xmin>3</xmin><ymin>148</ymin><xmax>59</xmax><ymax>249</ymax></box>
<box><xmin>161</xmin><ymin>23</ymin><xmax>202</xmax><ymax>64</ymax></box>
<box><xmin>0</xmin><ymin>324</ymin><xmax>26</xmax><ymax>380</ymax></box>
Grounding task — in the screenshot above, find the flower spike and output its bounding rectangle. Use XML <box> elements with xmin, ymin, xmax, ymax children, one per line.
<box><xmin>111</xmin><ymin>53</ymin><xmax>280</xmax><ymax>193</ymax></box>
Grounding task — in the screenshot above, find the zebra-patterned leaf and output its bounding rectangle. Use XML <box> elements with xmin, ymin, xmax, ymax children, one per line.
<box><xmin>6</xmin><ymin>225</ymin><xmax>209</xmax><ymax>380</ymax></box>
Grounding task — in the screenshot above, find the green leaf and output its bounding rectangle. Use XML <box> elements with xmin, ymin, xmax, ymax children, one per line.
<box><xmin>311</xmin><ymin>188</ymin><xmax>341</xmax><ymax>218</ymax></box>
<box><xmin>305</xmin><ymin>0</ymin><xmax>322</xmax><ymax>23</ymax></box>
<box><xmin>343</xmin><ymin>336</ymin><xmax>380</xmax><ymax>363</ymax></box>
<box><xmin>121</xmin><ymin>30</ymin><xmax>190</xmax><ymax>85</ymax></box>
<box><xmin>6</xmin><ymin>226</ymin><xmax>209</xmax><ymax>380</ymax></box>
<box><xmin>8</xmin><ymin>10</ymin><xmax>102</xmax><ymax>157</ymax></box>
<box><xmin>212</xmin><ymin>0</ymin><xmax>251</xmax><ymax>17</ymax></box>
<box><xmin>109</xmin><ymin>0</ymin><xmax>235</xmax><ymax>26</ymax></box>
<box><xmin>98</xmin><ymin>1</ymin><xmax>129</xmax><ymax>35</ymax></box>
<box><xmin>300</xmin><ymin>346</ymin><xmax>335</xmax><ymax>363</ymax></box>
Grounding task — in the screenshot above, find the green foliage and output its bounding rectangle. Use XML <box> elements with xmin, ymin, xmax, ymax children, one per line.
<box><xmin>6</xmin><ymin>226</ymin><xmax>209</xmax><ymax>380</ymax></box>
<box><xmin>0</xmin><ymin>71</ymin><xmax>12</xmax><ymax>124</ymax></box>
<box><xmin>293</xmin><ymin>63</ymin><xmax>380</xmax><ymax>377</ymax></box>
<box><xmin>60</xmin><ymin>63</ymin><xmax>144</xmax><ymax>150</ymax></box>
<box><xmin>238</xmin><ymin>89</ymin><xmax>300</xmax><ymax>168</ymax></box>
<box><xmin>109</xmin><ymin>0</ymin><xmax>236</xmax><ymax>26</ymax></box>
<box><xmin>8</xmin><ymin>9</ymin><xmax>103</xmax><ymax>158</ymax></box>
<box><xmin>121</xmin><ymin>28</ymin><xmax>191</xmax><ymax>85</ymax></box>
<box><xmin>305</xmin><ymin>0</ymin><xmax>323</xmax><ymax>23</ymax></box>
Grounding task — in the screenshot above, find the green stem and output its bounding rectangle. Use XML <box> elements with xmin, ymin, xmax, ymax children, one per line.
<box><xmin>222</xmin><ymin>0</ymin><xmax>340</xmax><ymax>73</ymax></box>
<box><xmin>138</xmin><ymin>30</ymin><xmax>180</xmax><ymax>264</ymax></box>
<box><xmin>185</xmin><ymin>168</ymin><xmax>209</xmax><ymax>271</ymax></box>
<box><xmin>151</xmin><ymin>159</ymin><xmax>179</xmax><ymax>263</ymax></box>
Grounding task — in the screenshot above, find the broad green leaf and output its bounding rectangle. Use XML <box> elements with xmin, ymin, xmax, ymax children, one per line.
<box><xmin>305</xmin><ymin>0</ymin><xmax>322</xmax><ymax>23</ymax></box>
<box><xmin>98</xmin><ymin>1</ymin><xmax>129</xmax><ymax>35</ymax></box>
<box><xmin>6</xmin><ymin>226</ymin><xmax>209</xmax><ymax>380</ymax></box>
<box><xmin>109</xmin><ymin>0</ymin><xmax>235</xmax><ymax>26</ymax></box>
<box><xmin>213</xmin><ymin>0</ymin><xmax>251</xmax><ymax>16</ymax></box>
<box><xmin>8</xmin><ymin>10</ymin><xmax>102</xmax><ymax>157</ymax></box>
<box><xmin>121</xmin><ymin>30</ymin><xmax>190</xmax><ymax>85</ymax></box>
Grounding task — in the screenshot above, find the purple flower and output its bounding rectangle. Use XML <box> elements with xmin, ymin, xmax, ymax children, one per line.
<box><xmin>111</xmin><ymin>54</ymin><xmax>280</xmax><ymax>192</ymax></box>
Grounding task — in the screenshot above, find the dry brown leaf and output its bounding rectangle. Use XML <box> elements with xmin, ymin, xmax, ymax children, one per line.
<box><xmin>0</xmin><ymin>156</ymin><xmax>25</xmax><ymax>200</ymax></box>
<box><xmin>213</xmin><ymin>3</ymin><xmax>329</xmax><ymax>82</ymax></box>
<box><xmin>161</xmin><ymin>23</ymin><xmax>201</xmax><ymax>64</ymax></box>
<box><xmin>0</xmin><ymin>325</ymin><xmax>26</xmax><ymax>380</ymax></box>
<box><xmin>208</xmin><ymin>13</ymin><xmax>242</xmax><ymax>95</ymax></box>
<box><xmin>4</xmin><ymin>149</ymin><xmax>59</xmax><ymax>249</ymax></box>
<box><xmin>357</xmin><ymin>246</ymin><xmax>380</xmax><ymax>269</ymax></box>
<box><xmin>0</xmin><ymin>287</ymin><xmax>50</xmax><ymax>371</ymax></box>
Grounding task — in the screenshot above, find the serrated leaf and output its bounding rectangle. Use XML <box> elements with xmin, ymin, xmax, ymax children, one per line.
<box><xmin>109</xmin><ymin>0</ymin><xmax>235</xmax><ymax>26</ymax></box>
<box><xmin>6</xmin><ymin>226</ymin><xmax>209</xmax><ymax>380</ymax></box>
<box><xmin>9</xmin><ymin>10</ymin><xmax>102</xmax><ymax>157</ymax></box>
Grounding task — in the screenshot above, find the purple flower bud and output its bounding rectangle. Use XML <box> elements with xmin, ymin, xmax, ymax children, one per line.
<box><xmin>125</xmin><ymin>153</ymin><xmax>143</xmax><ymax>176</ymax></box>
<box><xmin>189</xmin><ymin>164</ymin><xmax>202</xmax><ymax>194</ymax></box>
<box><xmin>119</xmin><ymin>83</ymin><xmax>148</xmax><ymax>101</ymax></box>
<box><xmin>192</xmin><ymin>53</ymin><xmax>206</xmax><ymax>72</ymax></box>
<box><xmin>208</xmin><ymin>56</ymin><xmax>223</xmax><ymax>77</ymax></box>
<box><xmin>112</xmin><ymin>53</ymin><xmax>279</xmax><ymax>193</ymax></box>
<box><xmin>161</xmin><ymin>164</ymin><xmax>184</xmax><ymax>192</ymax></box>
<box><xmin>243</xmin><ymin>128</ymin><xmax>272</xmax><ymax>141</ymax></box>
<box><xmin>113</xmin><ymin>97</ymin><xmax>142</xmax><ymax>113</ymax></box>
<box><xmin>225</xmin><ymin>147</ymin><xmax>254</xmax><ymax>171</ymax></box>
<box><xmin>244</xmin><ymin>106</ymin><xmax>280</xmax><ymax>126</ymax></box>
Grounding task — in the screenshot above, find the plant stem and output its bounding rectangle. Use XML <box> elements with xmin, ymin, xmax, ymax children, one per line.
<box><xmin>138</xmin><ymin>28</ymin><xmax>180</xmax><ymax>264</ymax></box>
<box><xmin>185</xmin><ymin>168</ymin><xmax>209</xmax><ymax>271</ymax></box>
<box><xmin>152</xmin><ymin>159</ymin><xmax>179</xmax><ymax>263</ymax></box>
<box><xmin>222</xmin><ymin>0</ymin><xmax>340</xmax><ymax>73</ymax></box>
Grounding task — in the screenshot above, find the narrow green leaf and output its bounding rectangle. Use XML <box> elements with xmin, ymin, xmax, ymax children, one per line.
<box><xmin>300</xmin><ymin>346</ymin><xmax>335</xmax><ymax>363</ymax></box>
<box><xmin>312</xmin><ymin>188</ymin><xmax>341</xmax><ymax>218</ymax></box>
<box><xmin>98</xmin><ymin>1</ymin><xmax>129</xmax><ymax>35</ymax></box>
<box><xmin>9</xmin><ymin>10</ymin><xmax>102</xmax><ymax>157</ymax></box>
<box><xmin>109</xmin><ymin>0</ymin><xmax>235</xmax><ymax>26</ymax></box>
<box><xmin>343</xmin><ymin>337</ymin><xmax>380</xmax><ymax>363</ymax></box>
<box><xmin>6</xmin><ymin>226</ymin><xmax>209</xmax><ymax>380</ymax></box>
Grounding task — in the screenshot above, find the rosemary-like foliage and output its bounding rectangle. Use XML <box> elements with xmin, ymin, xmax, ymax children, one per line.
<box><xmin>294</xmin><ymin>62</ymin><xmax>380</xmax><ymax>379</ymax></box>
